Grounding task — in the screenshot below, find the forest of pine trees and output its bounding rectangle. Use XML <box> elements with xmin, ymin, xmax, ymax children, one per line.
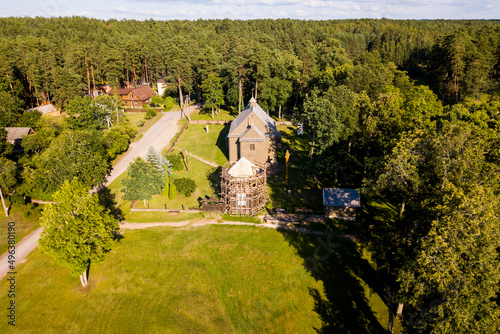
<box><xmin>1</xmin><ymin>17</ymin><xmax>500</xmax><ymax>333</ymax></box>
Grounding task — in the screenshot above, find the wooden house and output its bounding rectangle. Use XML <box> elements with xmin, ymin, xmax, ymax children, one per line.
<box><xmin>111</xmin><ymin>86</ymin><xmax>157</xmax><ymax>108</ymax></box>
<box><xmin>5</xmin><ymin>127</ymin><xmax>34</xmax><ymax>145</ymax></box>
<box><xmin>323</xmin><ymin>188</ymin><xmax>360</xmax><ymax>220</ymax></box>
<box><xmin>226</xmin><ymin>98</ymin><xmax>281</xmax><ymax>165</ymax></box>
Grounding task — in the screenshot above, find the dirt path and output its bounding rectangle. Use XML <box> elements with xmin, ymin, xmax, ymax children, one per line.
<box><xmin>119</xmin><ymin>219</ymin><xmax>332</xmax><ymax>236</ymax></box>
<box><xmin>103</xmin><ymin>104</ymin><xmax>199</xmax><ymax>187</ymax></box>
<box><xmin>173</xmin><ymin>147</ymin><xmax>220</xmax><ymax>168</ymax></box>
<box><xmin>0</xmin><ymin>227</ymin><xmax>43</xmax><ymax>281</ymax></box>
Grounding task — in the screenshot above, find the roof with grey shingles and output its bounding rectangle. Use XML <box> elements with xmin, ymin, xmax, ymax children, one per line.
<box><xmin>5</xmin><ymin>127</ymin><xmax>33</xmax><ymax>141</ymax></box>
<box><xmin>227</xmin><ymin>99</ymin><xmax>280</xmax><ymax>139</ymax></box>
<box><xmin>323</xmin><ymin>188</ymin><xmax>360</xmax><ymax>208</ymax></box>
<box><xmin>239</xmin><ymin>124</ymin><xmax>265</xmax><ymax>142</ymax></box>
<box><xmin>28</xmin><ymin>104</ymin><xmax>58</xmax><ymax>115</ymax></box>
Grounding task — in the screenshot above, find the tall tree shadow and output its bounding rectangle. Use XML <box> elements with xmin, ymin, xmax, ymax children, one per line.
<box><xmin>206</xmin><ymin>167</ymin><xmax>222</xmax><ymax>197</ymax></box>
<box><xmin>98</xmin><ymin>187</ymin><xmax>124</xmax><ymax>222</ymax></box>
<box><xmin>215</xmin><ymin>124</ymin><xmax>230</xmax><ymax>161</ymax></box>
<box><xmin>278</xmin><ymin>229</ymin><xmax>387</xmax><ymax>334</ymax></box>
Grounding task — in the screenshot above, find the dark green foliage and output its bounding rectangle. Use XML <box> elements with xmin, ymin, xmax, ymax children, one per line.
<box><xmin>121</xmin><ymin>157</ymin><xmax>165</xmax><ymax>202</ymax></box>
<box><xmin>18</xmin><ymin>110</ymin><xmax>42</xmax><ymax>127</ymax></box>
<box><xmin>103</xmin><ymin>125</ymin><xmax>137</xmax><ymax>159</ymax></box>
<box><xmin>165</xmin><ymin>153</ymin><xmax>184</xmax><ymax>171</ymax></box>
<box><xmin>0</xmin><ymin>157</ymin><xmax>16</xmax><ymax>193</ymax></box>
<box><xmin>10</xmin><ymin>192</ymin><xmax>24</xmax><ymax>205</ymax></box>
<box><xmin>65</xmin><ymin>96</ymin><xmax>110</xmax><ymax>130</ymax></box>
<box><xmin>168</xmin><ymin>182</ymin><xmax>177</xmax><ymax>200</ymax></box>
<box><xmin>144</xmin><ymin>108</ymin><xmax>157</xmax><ymax>120</ymax></box>
<box><xmin>26</xmin><ymin>130</ymin><xmax>110</xmax><ymax>195</ymax></box>
<box><xmin>0</xmin><ymin>91</ymin><xmax>24</xmax><ymax>127</ymax></box>
<box><xmin>173</xmin><ymin>177</ymin><xmax>196</xmax><ymax>197</ymax></box>
<box><xmin>0</xmin><ymin>127</ymin><xmax>11</xmax><ymax>157</ymax></box>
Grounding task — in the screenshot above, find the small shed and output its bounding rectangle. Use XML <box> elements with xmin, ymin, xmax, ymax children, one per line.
<box><xmin>28</xmin><ymin>104</ymin><xmax>60</xmax><ymax>117</ymax></box>
<box><xmin>5</xmin><ymin>127</ymin><xmax>34</xmax><ymax>145</ymax></box>
<box><xmin>323</xmin><ymin>188</ymin><xmax>360</xmax><ymax>220</ymax></box>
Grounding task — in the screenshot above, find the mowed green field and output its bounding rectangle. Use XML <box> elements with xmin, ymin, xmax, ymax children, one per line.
<box><xmin>0</xmin><ymin>226</ymin><xmax>326</xmax><ymax>333</ymax></box>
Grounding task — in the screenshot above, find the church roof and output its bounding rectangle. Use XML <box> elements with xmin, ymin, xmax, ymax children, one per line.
<box><xmin>227</xmin><ymin>100</ymin><xmax>280</xmax><ymax>139</ymax></box>
<box><xmin>239</xmin><ymin>124</ymin><xmax>265</xmax><ymax>142</ymax></box>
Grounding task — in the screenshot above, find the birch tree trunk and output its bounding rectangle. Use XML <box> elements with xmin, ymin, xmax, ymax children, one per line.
<box><xmin>0</xmin><ymin>188</ymin><xmax>8</xmax><ymax>217</ymax></box>
<box><xmin>80</xmin><ymin>269</ymin><xmax>88</xmax><ymax>287</ymax></box>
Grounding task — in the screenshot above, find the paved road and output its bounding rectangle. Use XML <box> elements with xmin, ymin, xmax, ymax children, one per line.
<box><xmin>103</xmin><ymin>105</ymin><xmax>199</xmax><ymax>187</ymax></box>
<box><xmin>0</xmin><ymin>227</ymin><xmax>43</xmax><ymax>281</ymax></box>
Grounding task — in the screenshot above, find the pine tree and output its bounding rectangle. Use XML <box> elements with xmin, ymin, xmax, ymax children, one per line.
<box><xmin>145</xmin><ymin>145</ymin><xmax>171</xmax><ymax>177</ymax></box>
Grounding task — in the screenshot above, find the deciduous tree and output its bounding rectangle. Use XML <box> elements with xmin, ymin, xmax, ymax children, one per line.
<box><xmin>39</xmin><ymin>178</ymin><xmax>117</xmax><ymax>287</ymax></box>
<box><xmin>121</xmin><ymin>157</ymin><xmax>165</xmax><ymax>205</ymax></box>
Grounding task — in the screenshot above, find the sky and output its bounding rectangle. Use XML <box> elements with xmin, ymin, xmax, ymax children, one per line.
<box><xmin>1</xmin><ymin>0</ymin><xmax>499</xmax><ymax>21</ymax></box>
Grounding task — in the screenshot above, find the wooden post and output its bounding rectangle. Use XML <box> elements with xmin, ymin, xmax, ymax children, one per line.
<box><xmin>181</xmin><ymin>150</ymin><xmax>189</xmax><ymax>171</ymax></box>
<box><xmin>285</xmin><ymin>150</ymin><xmax>290</xmax><ymax>183</ymax></box>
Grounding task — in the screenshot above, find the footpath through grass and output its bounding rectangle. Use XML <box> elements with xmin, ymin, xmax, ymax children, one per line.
<box><xmin>0</xmin><ymin>226</ymin><xmax>325</xmax><ymax>333</ymax></box>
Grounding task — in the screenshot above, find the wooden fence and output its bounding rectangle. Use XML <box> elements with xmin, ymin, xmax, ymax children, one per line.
<box><xmin>167</xmin><ymin>121</ymin><xmax>190</xmax><ymax>154</ymax></box>
<box><xmin>188</xmin><ymin>120</ymin><xmax>231</xmax><ymax>124</ymax></box>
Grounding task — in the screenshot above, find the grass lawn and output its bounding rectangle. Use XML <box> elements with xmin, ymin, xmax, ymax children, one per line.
<box><xmin>135</xmin><ymin>157</ymin><xmax>220</xmax><ymax>210</ymax></box>
<box><xmin>0</xmin><ymin>201</ymin><xmax>42</xmax><ymax>255</ymax></box>
<box><xmin>123</xmin><ymin>111</ymin><xmax>146</xmax><ymax>128</ymax></box>
<box><xmin>0</xmin><ymin>226</ymin><xmax>326</xmax><ymax>333</ymax></box>
<box><xmin>0</xmin><ymin>225</ymin><xmax>391</xmax><ymax>333</ymax></box>
<box><xmin>174</xmin><ymin>124</ymin><xmax>229</xmax><ymax>166</ymax></box>
<box><xmin>267</xmin><ymin>125</ymin><xmax>323</xmax><ymax>213</ymax></box>
<box><xmin>190</xmin><ymin>108</ymin><xmax>235</xmax><ymax>121</ymax></box>
<box><xmin>107</xmin><ymin>153</ymin><xmax>220</xmax><ymax>221</ymax></box>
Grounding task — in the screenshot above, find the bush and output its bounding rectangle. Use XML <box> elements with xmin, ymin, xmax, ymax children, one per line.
<box><xmin>103</xmin><ymin>126</ymin><xmax>135</xmax><ymax>159</ymax></box>
<box><xmin>173</xmin><ymin>177</ymin><xmax>196</xmax><ymax>197</ymax></box>
<box><xmin>10</xmin><ymin>193</ymin><xmax>25</xmax><ymax>205</ymax></box>
<box><xmin>162</xmin><ymin>179</ymin><xmax>169</xmax><ymax>196</ymax></box>
<box><xmin>164</xmin><ymin>97</ymin><xmax>174</xmax><ymax>111</ymax></box>
<box><xmin>165</xmin><ymin>153</ymin><xmax>184</xmax><ymax>171</ymax></box>
<box><xmin>144</xmin><ymin>108</ymin><xmax>157</xmax><ymax>120</ymax></box>
<box><xmin>168</xmin><ymin>182</ymin><xmax>177</xmax><ymax>200</ymax></box>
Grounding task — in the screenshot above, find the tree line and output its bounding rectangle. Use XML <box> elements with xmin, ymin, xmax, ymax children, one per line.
<box><xmin>0</xmin><ymin>17</ymin><xmax>500</xmax><ymax>332</ymax></box>
<box><xmin>0</xmin><ymin>17</ymin><xmax>498</xmax><ymax>118</ymax></box>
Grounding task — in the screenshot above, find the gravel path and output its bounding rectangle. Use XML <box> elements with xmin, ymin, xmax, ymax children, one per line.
<box><xmin>0</xmin><ymin>227</ymin><xmax>43</xmax><ymax>281</ymax></box>
<box><xmin>119</xmin><ymin>219</ymin><xmax>332</xmax><ymax>236</ymax></box>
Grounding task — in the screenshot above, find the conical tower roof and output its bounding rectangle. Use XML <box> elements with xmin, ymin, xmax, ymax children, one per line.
<box><xmin>227</xmin><ymin>157</ymin><xmax>257</xmax><ymax>177</ymax></box>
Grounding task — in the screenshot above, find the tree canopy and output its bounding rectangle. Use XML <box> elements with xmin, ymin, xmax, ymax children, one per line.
<box><xmin>39</xmin><ymin>178</ymin><xmax>117</xmax><ymax>286</ymax></box>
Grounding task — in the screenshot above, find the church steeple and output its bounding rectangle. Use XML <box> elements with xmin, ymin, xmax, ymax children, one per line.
<box><xmin>249</xmin><ymin>97</ymin><xmax>257</xmax><ymax>108</ymax></box>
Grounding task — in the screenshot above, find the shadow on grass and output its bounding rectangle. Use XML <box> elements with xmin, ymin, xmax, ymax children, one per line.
<box><xmin>278</xmin><ymin>229</ymin><xmax>386</xmax><ymax>334</ymax></box>
<box><xmin>206</xmin><ymin>167</ymin><xmax>222</xmax><ymax>197</ymax></box>
<box><xmin>215</xmin><ymin>124</ymin><xmax>230</xmax><ymax>161</ymax></box>
<box><xmin>98</xmin><ymin>187</ymin><xmax>124</xmax><ymax>222</ymax></box>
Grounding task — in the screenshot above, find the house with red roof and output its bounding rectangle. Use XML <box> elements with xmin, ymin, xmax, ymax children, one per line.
<box><xmin>110</xmin><ymin>86</ymin><xmax>157</xmax><ymax>108</ymax></box>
